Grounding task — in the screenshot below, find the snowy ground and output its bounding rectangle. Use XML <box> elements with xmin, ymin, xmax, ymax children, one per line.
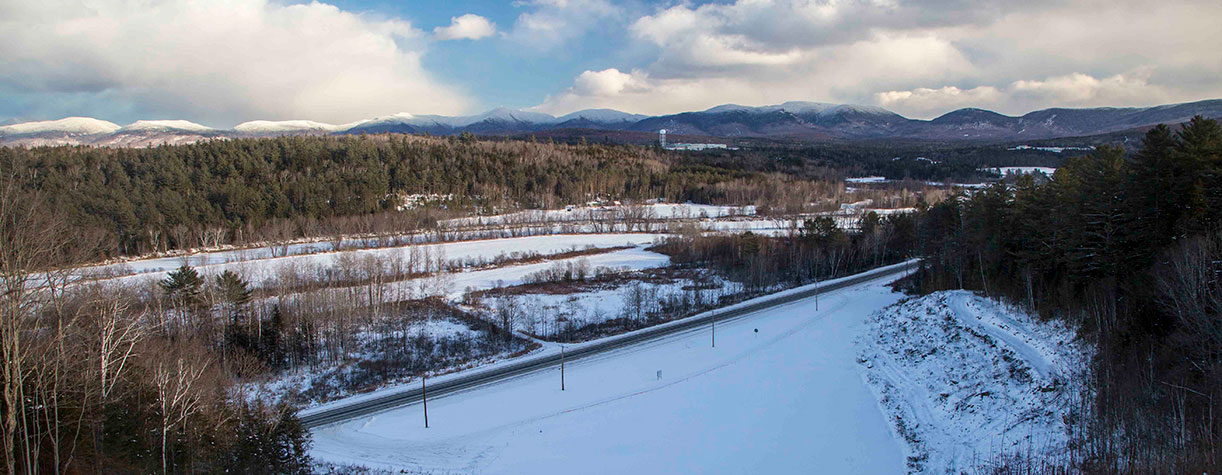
<box><xmin>274</xmin><ymin>245</ymin><xmax>672</xmax><ymax>306</ymax></box>
<box><xmin>846</xmin><ymin>176</ymin><xmax>888</xmax><ymax>183</ymax></box>
<box><xmin>1007</xmin><ymin>145</ymin><xmax>1094</xmax><ymax>153</ymax></box>
<box><xmin>88</xmin><ymin>234</ymin><xmax>665</xmax><ymax>288</ymax></box>
<box><xmin>987</xmin><ymin>166</ymin><xmax>1058</xmax><ymax>176</ymax></box>
<box><xmin>481</xmin><ymin>272</ymin><xmax>744</xmax><ymax>340</ymax></box>
<box><xmin>247</xmin><ymin>315</ymin><xmax>519</xmax><ymax>407</ymax></box>
<box><xmin>67</xmin><ymin>203</ymin><xmax>914</xmax><ymax>285</ymax></box>
<box><xmin>857</xmin><ymin>290</ymin><xmax>1087</xmax><ymax>473</ymax></box>
<box><xmin>441</xmin><ymin>203</ymin><xmax>756</xmax><ymax>228</ymax></box>
<box><xmin>311</xmin><ymin>276</ymin><xmax>911</xmax><ymax>474</ymax></box>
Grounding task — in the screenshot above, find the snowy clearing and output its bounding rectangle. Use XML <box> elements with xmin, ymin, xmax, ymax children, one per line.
<box><xmin>846</xmin><ymin>176</ymin><xmax>888</xmax><ymax>183</ymax></box>
<box><xmin>857</xmin><ymin>290</ymin><xmax>1088</xmax><ymax>473</ymax></box>
<box><xmin>84</xmin><ymin>233</ymin><xmax>665</xmax><ymax>287</ymax></box>
<box><xmin>245</xmin><ymin>314</ymin><xmax>527</xmax><ymax>408</ymax></box>
<box><xmin>440</xmin><ymin>203</ymin><xmax>756</xmax><ymax>228</ymax></box>
<box><xmin>1008</xmin><ymin>145</ymin><xmax>1094</xmax><ymax>153</ymax></box>
<box><xmin>988</xmin><ymin>166</ymin><xmax>1058</xmax><ymax>176</ymax></box>
<box><xmin>480</xmin><ymin>271</ymin><xmax>744</xmax><ymax>340</ymax></box>
<box><xmin>311</xmin><ymin>276</ymin><xmax>910</xmax><ymax>474</ymax></box>
<box><xmin>274</xmin><ymin>245</ymin><xmax>672</xmax><ymax>305</ymax></box>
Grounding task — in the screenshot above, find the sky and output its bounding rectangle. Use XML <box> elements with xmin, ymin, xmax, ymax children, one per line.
<box><xmin>1</xmin><ymin>0</ymin><xmax>1220</xmax><ymax>127</ymax></box>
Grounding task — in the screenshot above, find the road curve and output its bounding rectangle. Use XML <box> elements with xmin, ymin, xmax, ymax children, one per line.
<box><xmin>301</xmin><ymin>260</ymin><xmax>915</xmax><ymax>428</ymax></box>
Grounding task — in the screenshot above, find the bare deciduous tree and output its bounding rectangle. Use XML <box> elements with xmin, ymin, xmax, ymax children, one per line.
<box><xmin>151</xmin><ymin>354</ymin><xmax>209</xmax><ymax>475</ymax></box>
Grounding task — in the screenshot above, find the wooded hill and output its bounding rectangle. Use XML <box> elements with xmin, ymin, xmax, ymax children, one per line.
<box><xmin>1</xmin><ymin>134</ymin><xmax>757</xmax><ymax>262</ymax></box>
<box><xmin>913</xmin><ymin>116</ymin><xmax>1222</xmax><ymax>471</ymax></box>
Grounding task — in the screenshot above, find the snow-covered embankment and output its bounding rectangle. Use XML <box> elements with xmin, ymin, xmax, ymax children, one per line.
<box><xmin>857</xmin><ymin>290</ymin><xmax>1088</xmax><ymax>473</ymax></box>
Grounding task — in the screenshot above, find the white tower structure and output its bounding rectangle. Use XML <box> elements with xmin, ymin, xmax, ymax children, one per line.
<box><xmin>659</xmin><ymin>129</ymin><xmax>667</xmax><ymax>148</ymax></box>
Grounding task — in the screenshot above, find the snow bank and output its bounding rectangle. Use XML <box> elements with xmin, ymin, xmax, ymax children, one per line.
<box><xmin>857</xmin><ymin>291</ymin><xmax>1088</xmax><ymax>473</ymax></box>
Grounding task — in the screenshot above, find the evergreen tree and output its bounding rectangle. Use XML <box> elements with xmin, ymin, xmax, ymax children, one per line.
<box><xmin>1174</xmin><ymin>116</ymin><xmax>1222</xmax><ymax>231</ymax></box>
<box><xmin>224</xmin><ymin>403</ymin><xmax>311</xmax><ymax>475</ymax></box>
<box><xmin>260</xmin><ymin>305</ymin><xmax>287</xmax><ymax>370</ymax></box>
<box><xmin>161</xmin><ymin>264</ymin><xmax>204</xmax><ymax>309</ymax></box>
<box><xmin>216</xmin><ymin>270</ymin><xmax>251</xmax><ymax>312</ymax></box>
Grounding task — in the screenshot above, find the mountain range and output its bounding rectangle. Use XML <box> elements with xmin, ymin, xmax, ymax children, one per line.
<box><xmin>3</xmin><ymin>99</ymin><xmax>1220</xmax><ymax>148</ymax></box>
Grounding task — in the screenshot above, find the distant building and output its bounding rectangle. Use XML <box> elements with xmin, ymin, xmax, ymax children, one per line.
<box><xmin>839</xmin><ymin>199</ymin><xmax>874</xmax><ymax>211</ymax></box>
<box><xmin>658</xmin><ymin>129</ymin><xmax>728</xmax><ymax>151</ymax></box>
<box><xmin>666</xmin><ymin>143</ymin><xmax>728</xmax><ymax>151</ymax></box>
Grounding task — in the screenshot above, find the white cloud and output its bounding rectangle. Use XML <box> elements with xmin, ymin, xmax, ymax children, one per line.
<box><xmin>539</xmin><ymin>0</ymin><xmax>1222</xmax><ymax>118</ymax></box>
<box><xmin>433</xmin><ymin>14</ymin><xmax>496</xmax><ymax>41</ymax></box>
<box><xmin>876</xmin><ymin>71</ymin><xmax>1176</xmax><ymax>118</ymax></box>
<box><xmin>571</xmin><ymin>69</ymin><xmax>647</xmax><ymax>97</ymax></box>
<box><xmin>0</xmin><ymin>0</ymin><xmax>471</xmax><ymax>125</ymax></box>
<box><xmin>876</xmin><ymin>86</ymin><xmax>1004</xmax><ymax>117</ymax></box>
<box><xmin>506</xmin><ymin>0</ymin><xmax>620</xmax><ymax>51</ymax></box>
<box><xmin>537</xmin><ymin>34</ymin><xmax>977</xmax><ymax>115</ymax></box>
<box><xmin>1009</xmin><ymin>72</ymin><xmax>1167</xmax><ymax>107</ymax></box>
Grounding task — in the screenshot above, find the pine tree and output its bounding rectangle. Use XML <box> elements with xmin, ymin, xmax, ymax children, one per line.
<box><xmin>260</xmin><ymin>305</ymin><xmax>286</xmax><ymax>370</ymax></box>
<box><xmin>1174</xmin><ymin>116</ymin><xmax>1222</xmax><ymax>231</ymax></box>
<box><xmin>216</xmin><ymin>270</ymin><xmax>254</xmax><ymax>355</ymax></box>
<box><xmin>161</xmin><ymin>264</ymin><xmax>204</xmax><ymax>309</ymax></box>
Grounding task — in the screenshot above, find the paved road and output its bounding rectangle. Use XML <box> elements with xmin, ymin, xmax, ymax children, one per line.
<box><xmin>301</xmin><ymin>260</ymin><xmax>914</xmax><ymax>428</ymax></box>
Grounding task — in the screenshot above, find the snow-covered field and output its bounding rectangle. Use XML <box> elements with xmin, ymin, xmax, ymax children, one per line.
<box><xmin>846</xmin><ymin>176</ymin><xmax>888</xmax><ymax>183</ymax></box>
<box><xmin>273</xmin><ymin>245</ymin><xmax>672</xmax><ymax>307</ymax></box>
<box><xmin>248</xmin><ymin>315</ymin><xmax>518</xmax><ymax>407</ymax></box>
<box><xmin>858</xmin><ymin>290</ymin><xmax>1087</xmax><ymax>473</ymax></box>
<box><xmin>483</xmin><ymin>273</ymin><xmax>743</xmax><ymax>339</ymax></box>
<box><xmin>441</xmin><ymin>203</ymin><xmax>756</xmax><ymax>228</ymax></box>
<box><xmin>421</xmin><ymin>246</ymin><xmax>671</xmax><ymax>300</ymax></box>
<box><xmin>312</xmin><ymin>277</ymin><xmax>909</xmax><ymax>474</ymax></box>
<box><xmin>83</xmin><ymin>234</ymin><xmax>666</xmax><ymax>287</ymax></box>
<box><xmin>988</xmin><ymin>166</ymin><xmax>1058</xmax><ymax>176</ymax></box>
<box><xmin>1008</xmin><ymin>145</ymin><xmax>1094</xmax><ymax>153</ymax></box>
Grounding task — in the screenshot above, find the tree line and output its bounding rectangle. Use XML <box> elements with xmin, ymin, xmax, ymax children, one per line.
<box><xmin>0</xmin><ymin>134</ymin><xmax>768</xmax><ymax>263</ymax></box>
<box><xmin>1</xmin><ymin>182</ymin><xmax>312</xmax><ymax>474</ymax></box>
<box><xmin>911</xmin><ymin>116</ymin><xmax>1222</xmax><ymax>471</ymax></box>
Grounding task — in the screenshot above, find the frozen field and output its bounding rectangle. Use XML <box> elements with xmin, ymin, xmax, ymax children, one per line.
<box><xmin>88</xmin><ymin>234</ymin><xmax>666</xmax><ymax>287</ymax></box>
<box><xmin>441</xmin><ymin>203</ymin><xmax>756</xmax><ymax>227</ymax></box>
<box><xmin>988</xmin><ymin>166</ymin><xmax>1058</xmax><ymax>176</ymax></box>
<box><xmin>484</xmin><ymin>273</ymin><xmax>743</xmax><ymax>339</ymax></box>
<box><xmin>276</xmin><ymin>245</ymin><xmax>672</xmax><ymax>304</ymax></box>
<box><xmin>311</xmin><ymin>277</ymin><xmax>910</xmax><ymax>474</ymax></box>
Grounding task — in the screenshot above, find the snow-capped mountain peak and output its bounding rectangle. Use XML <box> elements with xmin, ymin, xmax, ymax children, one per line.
<box><xmin>120</xmin><ymin>120</ymin><xmax>214</xmax><ymax>133</ymax></box>
<box><xmin>469</xmin><ymin>107</ymin><xmax>555</xmax><ymax>124</ymax></box>
<box><xmin>553</xmin><ymin>109</ymin><xmax>647</xmax><ymax>123</ymax></box>
<box><xmin>234</xmin><ymin>120</ymin><xmax>342</xmax><ymax>134</ymax></box>
<box><xmin>0</xmin><ymin>117</ymin><xmax>121</xmax><ymax>136</ymax></box>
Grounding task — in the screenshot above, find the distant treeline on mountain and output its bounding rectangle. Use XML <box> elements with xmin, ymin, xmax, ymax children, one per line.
<box><xmin>3</xmin><ymin>99</ymin><xmax>1221</xmax><ymax>147</ymax></box>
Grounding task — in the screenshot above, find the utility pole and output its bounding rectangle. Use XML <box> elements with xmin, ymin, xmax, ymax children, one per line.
<box><xmin>711</xmin><ymin>312</ymin><xmax>716</xmax><ymax>348</ymax></box>
<box><xmin>422</xmin><ymin>376</ymin><xmax>429</xmax><ymax>428</ymax></box>
<box><xmin>560</xmin><ymin>345</ymin><xmax>565</xmax><ymax>391</ymax></box>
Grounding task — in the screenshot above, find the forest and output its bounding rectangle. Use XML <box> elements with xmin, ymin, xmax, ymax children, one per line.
<box><xmin>4</xmin><ymin>117</ymin><xmax>1217</xmax><ymax>473</ymax></box>
<box><xmin>0</xmin><ymin>134</ymin><xmax>757</xmax><ymax>262</ymax></box>
<box><xmin>912</xmin><ymin>116</ymin><xmax>1222</xmax><ymax>471</ymax></box>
